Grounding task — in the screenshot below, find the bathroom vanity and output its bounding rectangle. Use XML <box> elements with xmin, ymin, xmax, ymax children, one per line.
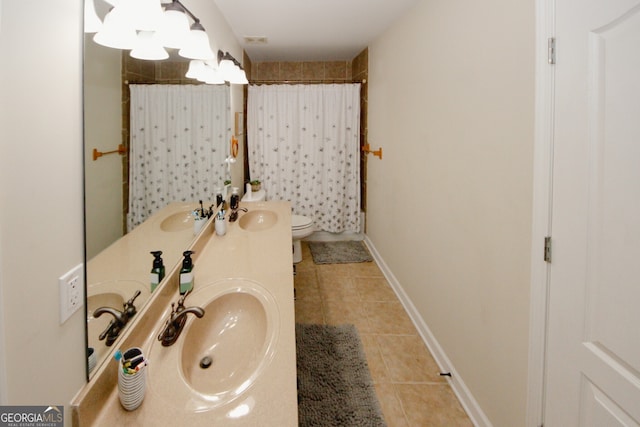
<box><xmin>73</xmin><ymin>201</ymin><xmax>298</xmax><ymax>426</ymax></box>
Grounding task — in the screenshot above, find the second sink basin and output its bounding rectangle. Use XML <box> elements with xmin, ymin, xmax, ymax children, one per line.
<box><xmin>160</xmin><ymin>210</ymin><xmax>194</xmax><ymax>232</ymax></box>
<box><xmin>238</xmin><ymin>210</ymin><xmax>278</xmax><ymax>231</ymax></box>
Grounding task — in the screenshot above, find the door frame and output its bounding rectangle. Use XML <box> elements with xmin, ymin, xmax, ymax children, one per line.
<box><xmin>526</xmin><ymin>0</ymin><xmax>555</xmax><ymax>425</ymax></box>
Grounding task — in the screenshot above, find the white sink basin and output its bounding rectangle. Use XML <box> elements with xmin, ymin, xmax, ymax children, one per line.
<box><xmin>181</xmin><ymin>292</ymin><xmax>268</xmax><ymax>395</ymax></box>
<box><xmin>147</xmin><ymin>279</ymin><xmax>279</xmax><ymax>412</ymax></box>
<box><xmin>238</xmin><ymin>210</ymin><xmax>278</xmax><ymax>232</ymax></box>
<box><xmin>87</xmin><ymin>292</ymin><xmax>124</xmax><ymax>315</ymax></box>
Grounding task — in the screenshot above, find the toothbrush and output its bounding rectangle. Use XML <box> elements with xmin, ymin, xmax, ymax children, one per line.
<box><xmin>114</xmin><ymin>350</ymin><xmax>131</xmax><ymax>374</ymax></box>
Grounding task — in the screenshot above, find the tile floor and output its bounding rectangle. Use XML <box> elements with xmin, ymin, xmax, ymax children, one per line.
<box><xmin>294</xmin><ymin>242</ymin><xmax>473</xmax><ymax>427</ymax></box>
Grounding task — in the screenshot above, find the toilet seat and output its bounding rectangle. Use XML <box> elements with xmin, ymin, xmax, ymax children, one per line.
<box><xmin>291</xmin><ymin>215</ymin><xmax>313</xmax><ymax>230</ymax></box>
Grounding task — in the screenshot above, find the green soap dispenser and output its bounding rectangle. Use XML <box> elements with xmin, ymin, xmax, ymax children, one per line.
<box><xmin>150</xmin><ymin>251</ymin><xmax>165</xmax><ymax>293</ymax></box>
<box><xmin>179</xmin><ymin>250</ymin><xmax>195</xmax><ymax>295</ymax></box>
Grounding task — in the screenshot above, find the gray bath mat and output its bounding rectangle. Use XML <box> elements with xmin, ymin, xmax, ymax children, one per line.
<box><xmin>308</xmin><ymin>241</ymin><xmax>373</xmax><ymax>264</ymax></box>
<box><xmin>296</xmin><ymin>323</ymin><xmax>386</xmax><ymax>427</ymax></box>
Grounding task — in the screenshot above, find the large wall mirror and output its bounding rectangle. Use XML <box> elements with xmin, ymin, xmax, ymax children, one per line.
<box><xmin>83</xmin><ymin>2</ymin><xmax>232</xmax><ymax>379</ymax></box>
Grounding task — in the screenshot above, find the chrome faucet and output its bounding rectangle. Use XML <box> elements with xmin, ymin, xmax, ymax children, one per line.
<box><xmin>229</xmin><ymin>207</ymin><xmax>248</xmax><ymax>222</ymax></box>
<box><xmin>157</xmin><ymin>290</ymin><xmax>205</xmax><ymax>346</ymax></box>
<box><xmin>93</xmin><ymin>290</ymin><xmax>141</xmax><ymax>346</ymax></box>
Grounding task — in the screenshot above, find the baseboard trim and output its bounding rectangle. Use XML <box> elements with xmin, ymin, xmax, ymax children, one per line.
<box><xmin>363</xmin><ymin>235</ymin><xmax>492</xmax><ymax>427</ymax></box>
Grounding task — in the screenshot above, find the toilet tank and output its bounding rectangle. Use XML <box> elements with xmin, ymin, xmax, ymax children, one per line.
<box><xmin>242</xmin><ymin>189</ymin><xmax>266</xmax><ymax>202</ymax></box>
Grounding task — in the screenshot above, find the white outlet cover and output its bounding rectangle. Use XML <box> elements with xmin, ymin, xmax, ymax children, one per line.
<box><xmin>59</xmin><ymin>263</ymin><xmax>84</xmax><ymax>324</ymax></box>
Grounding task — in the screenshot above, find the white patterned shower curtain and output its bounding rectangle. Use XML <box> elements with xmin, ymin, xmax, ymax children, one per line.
<box><xmin>247</xmin><ymin>84</ymin><xmax>361</xmax><ymax>233</ymax></box>
<box><xmin>128</xmin><ymin>84</ymin><xmax>230</xmax><ymax>231</ymax></box>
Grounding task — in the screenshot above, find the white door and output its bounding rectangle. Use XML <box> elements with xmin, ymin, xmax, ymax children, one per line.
<box><xmin>544</xmin><ymin>0</ymin><xmax>640</xmax><ymax>425</ymax></box>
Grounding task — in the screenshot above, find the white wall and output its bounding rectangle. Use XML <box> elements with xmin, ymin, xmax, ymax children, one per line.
<box><xmin>367</xmin><ymin>0</ymin><xmax>535</xmax><ymax>426</ymax></box>
<box><xmin>0</xmin><ymin>0</ymin><xmax>7</xmax><ymax>407</ymax></box>
<box><xmin>0</xmin><ymin>0</ymin><xmax>86</xmax><ymax>421</ymax></box>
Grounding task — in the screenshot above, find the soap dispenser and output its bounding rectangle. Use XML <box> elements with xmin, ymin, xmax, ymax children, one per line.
<box><xmin>230</xmin><ymin>187</ymin><xmax>240</xmax><ymax>210</ymax></box>
<box><xmin>150</xmin><ymin>251</ymin><xmax>165</xmax><ymax>293</ymax></box>
<box><xmin>215</xmin><ymin>187</ymin><xmax>224</xmax><ymax>207</ymax></box>
<box><xmin>179</xmin><ymin>250</ymin><xmax>195</xmax><ymax>295</ymax></box>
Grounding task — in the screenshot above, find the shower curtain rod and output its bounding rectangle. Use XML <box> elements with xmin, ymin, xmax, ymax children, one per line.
<box><xmin>124</xmin><ymin>80</ymin><xmax>209</xmax><ymax>85</ymax></box>
<box><xmin>124</xmin><ymin>79</ymin><xmax>366</xmax><ymax>85</ymax></box>
<box><xmin>249</xmin><ymin>79</ymin><xmax>366</xmax><ymax>85</ymax></box>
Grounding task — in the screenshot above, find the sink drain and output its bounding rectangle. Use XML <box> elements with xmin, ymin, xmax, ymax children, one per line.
<box><xmin>199</xmin><ymin>356</ymin><xmax>213</xmax><ymax>369</ymax></box>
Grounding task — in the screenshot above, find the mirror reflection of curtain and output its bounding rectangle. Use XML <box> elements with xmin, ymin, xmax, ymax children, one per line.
<box><xmin>247</xmin><ymin>84</ymin><xmax>361</xmax><ymax>233</ymax></box>
<box><xmin>128</xmin><ymin>84</ymin><xmax>230</xmax><ymax>230</ymax></box>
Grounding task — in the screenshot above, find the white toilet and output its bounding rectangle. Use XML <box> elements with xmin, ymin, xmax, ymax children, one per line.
<box><xmin>242</xmin><ymin>187</ymin><xmax>314</xmax><ymax>263</ymax></box>
<box><xmin>291</xmin><ymin>214</ymin><xmax>314</xmax><ymax>263</ymax></box>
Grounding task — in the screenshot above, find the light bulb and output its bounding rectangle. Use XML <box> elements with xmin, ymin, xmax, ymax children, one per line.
<box><xmin>178</xmin><ymin>23</ymin><xmax>215</xmax><ymax>60</ymax></box>
<box><xmin>130</xmin><ymin>31</ymin><xmax>169</xmax><ymax>60</ymax></box>
<box><xmin>93</xmin><ymin>6</ymin><xmax>137</xmax><ymax>50</ymax></box>
<box><xmin>156</xmin><ymin>3</ymin><xmax>190</xmax><ymax>49</ymax></box>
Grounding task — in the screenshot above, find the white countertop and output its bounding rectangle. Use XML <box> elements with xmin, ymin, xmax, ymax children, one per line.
<box><xmin>73</xmin><ymin>201</ymin><xmax>298</xmax><ymax>426</ymax></box>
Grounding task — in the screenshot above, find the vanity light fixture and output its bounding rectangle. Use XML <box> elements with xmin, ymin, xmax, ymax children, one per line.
<box><xmin>218</xmin><ymin>51</ymin><xmax>237</xmax><ymax>76</ymax></box>
<box><xmin>130</xmin><ymin>31</ymin><xmax>170</xmax><ymax>60</ymax></box>
<box><xmin>185</xmin><ymin>59</ymin><xmax>223</xmax><ymax>84</ymax></box>
<box><xmin>178</xmin><ymin>21</ymin><xmax>215</xmax><ymax>60</ymax></box>
<box><xmin>200</xmin><ymin>62</ymin><xmax>226</xmax><ymax>85</ymax></box>
<box><xmin>185</xmin><ymin>59</ymin><xmax>206</xmax><ymax>78</ymax></box>
<box><xmin>93</xmin><ymin>5</ymin><xmax>138</xmax><ymax>49</ymax></box>
<box><xmin>155</xmin><ymin>1</ymin><xmax>191</xmax><ymax>49</ymax></box>
<box><xmin>217</xmin><ymin>50</ymin><xmax>249</xmax><ymax>85</ymax></box>
<box><xmin>228</xmin><ymin>67</ymin><xmax>249</xmax><ymax>85</ymax></box>
<box><xmin>182</xmin><ymin>50</ymin><xmax>248</xmax><ymax>85</ymax></box>
<box><xmin>87</xmin><ymin>0</ymin><xmax>215</xmax><ymax>61</ymax></box>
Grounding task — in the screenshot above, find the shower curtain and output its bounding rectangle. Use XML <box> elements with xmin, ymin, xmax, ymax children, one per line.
<box><xmin>128</xmin><ymin>84</ymin><xmax>230</xmax><ymax>231</ymax></box>
<box><xmin>247</xmin><ymin>84</ymin><xmax>361</xmax><ymax>233</ymax></box>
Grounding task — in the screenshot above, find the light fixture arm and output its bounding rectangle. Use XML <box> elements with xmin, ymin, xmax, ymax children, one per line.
<box><xmin>161</xmin><ymin>0</ymin><xmax>200</xmax><ymax>25</ymax></box>
<box><xmin>217</xmin><ymin>50</ymin><xmax>245</xmax><ymax>71</ymax></box>
<box><xmin>217</xmin><ymin>50</ymin><xmax>230</xmax><ymax>64</ymax></box>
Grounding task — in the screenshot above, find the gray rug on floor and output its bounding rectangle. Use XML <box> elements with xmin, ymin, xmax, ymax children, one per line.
<box><xmin>296</xmin><ymin>323</ymin><xmax>386</xmax><ymax>427</ymax></box>
<box><xmin>308</xmin><ymin>241</ymin><xmax>373</xmax><ymax>264</ymax></box>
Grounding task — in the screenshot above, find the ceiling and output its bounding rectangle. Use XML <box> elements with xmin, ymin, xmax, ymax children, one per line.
<box><xmin>212</xmin><ymin>0</ymin><xmax>420</xmax><ymax>62</ymax></box>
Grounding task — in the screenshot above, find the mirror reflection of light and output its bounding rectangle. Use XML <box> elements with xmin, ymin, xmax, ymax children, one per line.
<box><xmin>226</xmin><ymin>397</ymin><xmax>255</xmax><ymax>419</ymax></box>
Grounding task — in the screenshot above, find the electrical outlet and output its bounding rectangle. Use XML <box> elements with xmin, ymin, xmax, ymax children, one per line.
<box><xmin>59</xmin><ymin>263</ymin><xmax>84</xmax><ymax>324</ymax></box>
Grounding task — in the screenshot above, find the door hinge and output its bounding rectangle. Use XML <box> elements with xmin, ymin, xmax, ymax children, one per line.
<box><xmin>544</xmin><ymin>236</ymin><xmax>552</xmax><ymax>263</ymax></box>
<box><xmin>548</xmin><ymin>37</ymin><xmax>556</xmax><ymax>64</ymax></box>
